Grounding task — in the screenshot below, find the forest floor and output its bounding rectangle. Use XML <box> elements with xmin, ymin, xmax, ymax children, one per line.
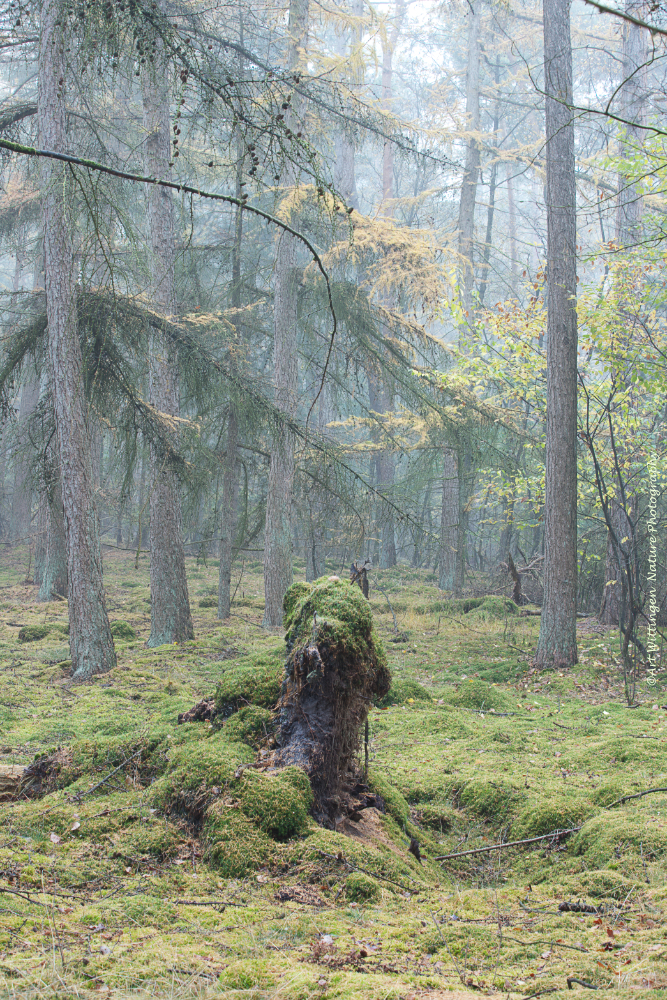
<box><xmin>0</xmin><ymin>546</ymin><xmax>666</xmax><ymax>1000</ymax></box>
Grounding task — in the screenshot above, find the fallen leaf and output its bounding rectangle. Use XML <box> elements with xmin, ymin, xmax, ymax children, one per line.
<box><xmin>99</xmin><ymin>945</ymin><xmax>111</xmax><ymax>956</ymax></box>
<box><xmin>541</xmin><ymin>950</ymin><xmax>551</xmax><ymax>959</ymax></box>
<box><xmin>49</xmin><ymin>832</ymin><xmax>61</xmax><ymax>844</ymax></box>
<box><xmin>71</xmin><ymin>821</ymin><xmax>80</xmax><ymax>832</ymax></box>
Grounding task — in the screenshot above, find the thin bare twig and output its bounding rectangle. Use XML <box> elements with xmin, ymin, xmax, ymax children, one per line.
<box><xmin>434</xmin><ymin>827</ymin><xmax>581</xmax><ymax>861</ymax></box>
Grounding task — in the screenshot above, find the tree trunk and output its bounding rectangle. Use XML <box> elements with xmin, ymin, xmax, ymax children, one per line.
<box><xmin>478</xmin><ymin>54</ymin><xmax>501</xmax><ymax>307</ymax></box>
<box><xmin>218</xmin><ymin>80</ymin><xmax>245</xmax><ymax>620</ymax></box>
<box><xmin>599</xmin><ymin>1</ymin><xmax>647</xmax><ymax>618</ymax></box>
<box><xmin>438</xmin><ymin>448</ymin><xmax>458</xmax><ymax>590</ymax></box>
<box><xmin>142</xmin><ymin>26</ymin><xmax>194</xmax><ymax>646</ymax></box>
<box><xmin>38</xmin><ymin>0</ymin><xmax>116</xmax><ymax>680</ymax></box>
<box><xmin>10</xmin><ymin>380</ymin><xmax>39</xmax><ymax>543</ymax></box>
<box><xmin>38</xmin><ymin>455</ymin><xmax>67</xmax><ymax>603</ymax></box>
<box><xmin>534</xmin><ymin>0</ymin><xmax>578</xmax><ymax>669</ymax></box>
<box><xmin>457</xmin><ymin>0</ymin><xmax>482</xmax><ymax>319</ymax></box>
<box><xmin>263</xmin><ymin>0</ymin><xmax>309</xmax><ymax>627</ymax></box>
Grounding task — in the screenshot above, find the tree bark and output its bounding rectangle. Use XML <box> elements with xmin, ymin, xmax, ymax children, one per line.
<box><xmin>599</xmin><ymin>0</ymin><xmax>647</xmax><ymax>621</ymax></box>
<box><xmin>38</xmin><ymin>449</ymin><xmax>67</xmax><ymax>603</ymax></box>
<box><xmin>38</xmin><ymin>0</ymin><xmax>116</xmax><ymax>679</ymax></box>
<box><xmin>218</xmin><ymin>69</ymin><xmax>245</xmax><ymax>620</ymax></box>
<box><xmin>534</xmin><ymin>0</ymin><xmax>578</xmax><ymax>668</ymax></box>
<box><xmin>263</xmin><ymin>0</ymin><xmax>309</xmax><ymax>627</ymax></box>
<box><xmin>457</xmin><ymin>0</ymin><xmax>482</xmax><ymax>318</ymax></box>
<box><xmin>438</xmin><ymin>447</ymin><xmax>458</xmax><ymax>590</ymax></box>
<box><xmin>142</xmin><ymin>26</ymin><xmax>194</xmax><ymax>646</ymax></box>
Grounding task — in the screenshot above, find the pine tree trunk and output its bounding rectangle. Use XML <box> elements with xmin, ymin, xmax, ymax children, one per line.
<box><xmin>534</xmin><ymin>0</ymin><xmax>578</xmax><ymax>669</ymax></box>
<box><xmin>599</xmin><ymin>1</ymin><xmax>647</xmax><ymax>617</ymax></box>
<box><xmin>38</xmin><ymin>0</ymin><xmax>116</xmax><ymax>680</ymax></box>
<box><xmin>457</xmin><ymin>0</ymin><xmax>481</xmax><ymax>318</ymax></box>
<box><xmin>263</xmin><ymin>0</ymin><xmax>309</xmax><ymax>627</ymax></box>
<box><xmin>38</xmin><ymin>456</ymin><xmax>67</xmax><ymax>602</ymax></box>
<box><xmin>142</xmin><ymin>30</ymin><xmax>193</xmax><ymax>646</ymax></box>
<box><xmin>218</xmin><ymin>408</ymin><xmax>239</xmax><ymax>618</ymax></box>
<box><xmin>10</xmin><ymin>380</ymin><xmax>39</xmax><ymax>543</ymax></box>
<box><xmin>218</xmin><ymin>104</ymin><xmax>245</xmax><ymax>621</ymax></box>
<box><xmin>438</xmin><ymin>448</ymin><xmax>458</xmax><ymax>591</ymax></box>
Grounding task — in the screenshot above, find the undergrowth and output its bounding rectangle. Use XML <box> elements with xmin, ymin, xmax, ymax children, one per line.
<box><xmin>0</xmin><ymin>548</ymin><xmax>665</xmax><ymax>998</ymax></box>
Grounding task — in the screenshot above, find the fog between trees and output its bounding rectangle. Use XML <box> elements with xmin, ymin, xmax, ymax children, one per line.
<box><xmin>0</xmin><ymin>0</ymin><xmax>665</xmax><ymax>684</ymax></box>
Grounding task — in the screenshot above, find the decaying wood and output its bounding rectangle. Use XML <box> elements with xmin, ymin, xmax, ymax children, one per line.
<box><xmin>0</xmin><ymin>764</ymin><xmax>27</xmax><ymax>800</ymax></box>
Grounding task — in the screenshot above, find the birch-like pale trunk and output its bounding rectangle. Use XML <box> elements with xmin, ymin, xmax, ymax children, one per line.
<box><xmin>263</xmin><ymin>0</ymin><xmax>309</xmax><ymax>627</ymax></box>
<box><xmin>142</xmin><ymin>35</ymin><xmax>193</xmax><ymax>646</ymax></box>
<box><xmin>534</xmin><ymin>0</ymin><xmax>578</xmax><ymax>668</ymax></box>
<box><xmin>38</xmin><ymin>0</ymin><xmax>116</xmax><ymax>678</ymax></box>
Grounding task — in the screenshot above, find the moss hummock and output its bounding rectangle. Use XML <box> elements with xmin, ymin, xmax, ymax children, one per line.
<box><xmin>214</xmin><ymin>645</ymin><xmax>284</xmax><ymax>712</ymax></box>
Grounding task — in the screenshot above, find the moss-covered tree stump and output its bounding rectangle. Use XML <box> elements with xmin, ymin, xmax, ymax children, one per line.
<box><xmin>275</xmin><ymin>577</ymin><xmax>390</xmax><ymax>824</ymax></box>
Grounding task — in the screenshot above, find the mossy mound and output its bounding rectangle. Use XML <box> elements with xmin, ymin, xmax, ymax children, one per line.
<box><xmin>223</xmin><ymin>705</ymin><xmax>275</xmax><ymax>749</ymax></box>
<box><xmin>199</xmin><ymin>596</ymin><xmax>217</xmax><ymax>608</ymax></box>
<box><xmin>239</xmin><ymin>770</ymin><xmax>311</xmax><ymax>840</ymax></box>
<box><xmin>422</xmin><ymin>597</ymin><xmax>518</xmax><ymax>617</ymax></box>
<box><xmin>146</xmin><ymin>738</ymin><xmax>254</xmax><ymax>814</ymax></box>
<box><xmin>377</xmin><ymin>677</ymin><xmax>431</xmax><ymax>707</ymax></box>
<box><xmin>204</xmin><ymin>805</ymin><xmax>272</xmax><ymax>877</ymax></box>
<box><xmin>447</xmin><ymin>679</ymin><xmax>513</xmax><ymax>712</ymax></box>
<box><xmin>572</xmin><ymin>812</ymin><xmax>667</xmax><ymax>871</ymax></box>
<box><xmin>460</xmin><ymin>779</ymin><xmax>524</xmax><ymax>821</ymax></box>
<box><xmin>214</xmin><ymin>645</ymin><xmax>284</xmax><ymax>713</ymax></box>
<box><xmin>283</xmin><ymin>578</ymin><xmax>388</xmax><ymax>683</ymax></box>
<box><xmin>512</xmin><ymin>795</ymin><xmax>593</xmax><ymax>838</ymax></box>
<box><xmin>592</xmin><ymin>781</ymin><xmax>626</xmax><ymax>807</ymax></box>
<box><xmin>415</xmin><ymin>801</ymin><xmax>461</xmax><ymax>833</ymax></box>
<box><xmin>110</xmin><ymin>620</ymin><xmax>137</xmax><ymax>641</ymax></box>
<box><xmin>18</xmin><ymin>625</ymin><xmax>51</xmax><ymax>643</ymax></box>
<box><xmin>282</xmin><ymin>581</ymin><xmax>311</xmax><ymax>626</ymax></box>
<box><xmin>346</xmin><ymin>872</ymin><xmax>381</xmax><ymax>902</ymax></box>
<box><xmin>561</xmin><ymin>869</ymin><xmax>638</xmax><ymax>901</ymax></box>
<box><xmin>467</xmin><ymin>597</ymin><xmax>519</xmax><ymax>619</ymax></box>
<box><xmin>368</xmin><ymin>771</ymin><xmax>409</xmax><ymax>827</ymax></box>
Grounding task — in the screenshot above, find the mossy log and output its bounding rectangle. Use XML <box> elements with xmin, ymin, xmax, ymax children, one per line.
<box><xmin>275</xmin><ymin>577</ymin><xmax>390</xmax><ymax>825</ymax></box>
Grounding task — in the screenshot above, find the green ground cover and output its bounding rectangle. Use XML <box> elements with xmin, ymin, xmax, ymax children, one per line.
<box><xmin>0</xmin><ymin>546</ymin><xmax>666</xmax><ymax>1000</ymax></box>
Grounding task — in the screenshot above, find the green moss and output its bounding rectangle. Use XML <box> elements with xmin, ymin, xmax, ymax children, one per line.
<box><xmin>447</xmin><ymin>679</ymin><xmax>513</xmax><ymax>712</ymax></box>
<box><xmin>377</xmin><ymin>678</ymin><xmax>431</xmax><ymax>707</ymax></box>
<box><xmin>368</xmin><ymin>770</ymin><xmax>409</xmax><ymax>827</ymax></box>
<box><xmin>572</xmin><ymin>812</ymin><xmax>667</xmax><ymax>870</ymax></box>
<box><xmin>204</xmin><ymin>804</ymin><xmax>271</xmax><ymax>876</ymax></box>
<box><xmin>110</xmin><ymin>620</ymin><xmax>137</xmax><ymax>641</ymax></box>
<box><xmin>282</xmin><ymin>581</ymin><xmax>311</xmax><ymax>626</ymax></box>
<box><xmin>415</xmin><ymin>801</ymin><xmax>460</xmax><ymax>833</ymax></box>
<box><xmin>561</xmin><ymin>869</ymin><xmax>638</xmax><ymax>901</ymax></box>
<box><xmin>239</xmin><ymin>770</ymin><xmax>310</xmax><ymax>840</ymax></box>
<box><xmin>282</xmin><ymin>578</ymin><xmax>390</xmax><ymax>703</ymax></box>
<box><xmin>278</xmin><ymin>765</ymin><xmax>314</xmax><ymax>810</ymax></box>
<box><xmin>460</xmin><ymin>779</ymin><xmax>523</xmax><ymax>821</ymax></box>
<box><xmin>18</xmin><ymin>624</ymin><xmax>51</xmax><ymax>643</ymax></box>
<box><xmin>146</xmin><ymin>739</ymin><xmax>253</xmax><ymax>812</ymax></box>
<box><xmin>346</xmin><ymin>872</ymin><xmax>381</xmax><ymax>902</ymax></box>
<box><xmin>512</xmin><ymin>795</ymin><xmax>593</xmax><ymax>838</ymax></box>
<box><xmin>199</xmin><ymin>596</ymin><xmax>217</xmax><ymax>608</ymax></box>
<box><xmin>214</xmin><ymin>645</ymin><xmax>284</xmax><ymax>712</ymax></box>
<box><xmin>592</xmin><ymin>781</ymin><xmax>626</xmax><ymax>807</ymax></box>
<box><xmin>422</xmin><ymin>597</ymin><xmax>517</xmax><ymax>617</ymax></box>
<box><xmin>223</xmin><ymin>705</ymin><xmax>274</xmax><ymax>749</ymax></box>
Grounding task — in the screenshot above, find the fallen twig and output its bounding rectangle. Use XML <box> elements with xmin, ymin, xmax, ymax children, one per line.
<box><xmin>0</xmin><ymin>887</ymin><xmax>46</xmax><ymax>906</ymax></box>
<box><xmin>522</xmin><ymin>989</ymin><xmax>559</xmax><ymax>1000</ymax></box>
<box><xmin>605</xmin><ymin>786</ymin><xmax>667</xmax><ymax>809</ymax></box>
<box><xmin>567</xmin><ymin>977</ymin><xmax>599</xmax><ymax>989</ymax></box>
<box><xmin>72</xmin><ymin>749</ymin><xmax>142</xmax><ymax>803</ymax></box>
<box><xmin>502</xmin><ymin>935</ymin><xmax>589</xmax><ymax>953</ymax></box>
<box><xmin>434</xmin><ymin>827</ymin><xmax>581</xmax><ymax>861</ymax></box>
